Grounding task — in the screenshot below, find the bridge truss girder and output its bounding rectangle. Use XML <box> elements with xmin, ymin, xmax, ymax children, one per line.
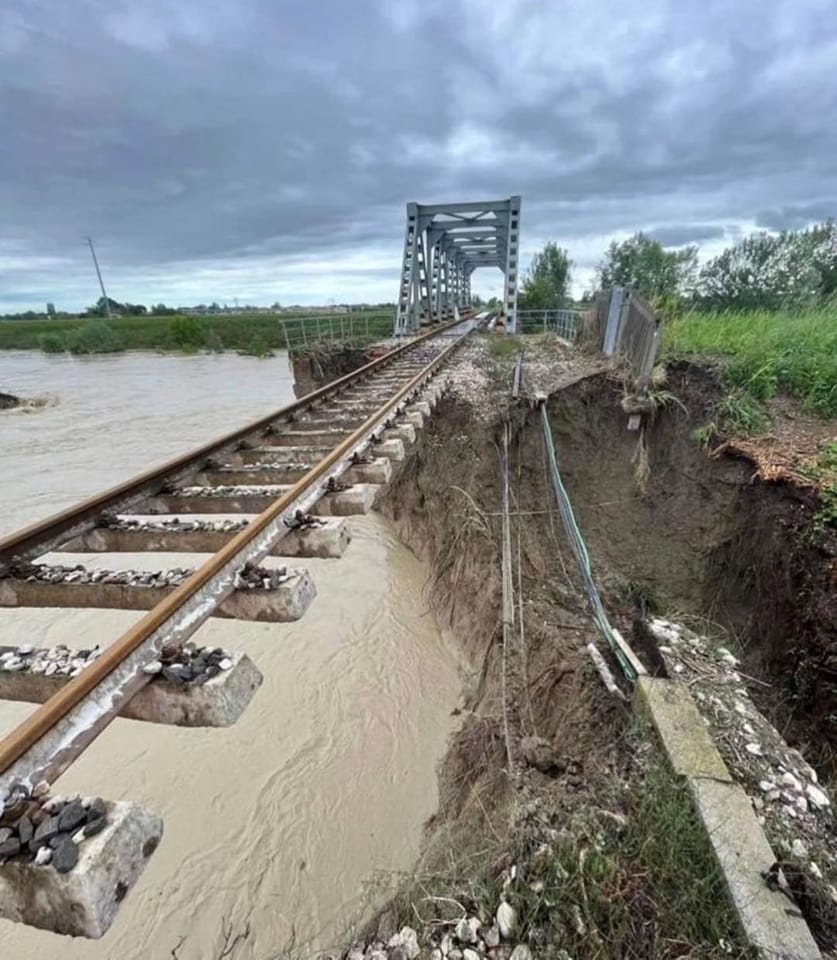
<box><xmin>394</xmin><ymin>196</ymin><xmax>521</xmax><ymax>335</ymax></box>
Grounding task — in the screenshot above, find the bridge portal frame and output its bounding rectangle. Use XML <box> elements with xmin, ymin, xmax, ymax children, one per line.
<box><xmin>394</xmin><ymin>196</ymin><xmax>521</xmax><ymax>335</ymax></box>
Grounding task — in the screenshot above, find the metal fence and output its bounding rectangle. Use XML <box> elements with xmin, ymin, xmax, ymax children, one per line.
<box><xmin>279</xmin><ymin>312</ymin><xmax>392</xmax><ymax>354</ymax></box>
<box><xmin>517</xmin><ymin>309</ymin><xmax>583</xmax><ymax>341</ymax></box>
<box><xmin>586</xmin><ymin>288</ymin><xmax>662</xmax><ymax>388</ymax></box>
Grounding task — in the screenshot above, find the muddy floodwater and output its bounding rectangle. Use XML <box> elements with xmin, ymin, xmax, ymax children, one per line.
<box><xmin>0</xmin><ymin>351</ymin><xmax>462</xmax><ymax>958</ymax></box>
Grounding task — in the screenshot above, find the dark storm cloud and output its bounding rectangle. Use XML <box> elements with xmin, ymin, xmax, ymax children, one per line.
<box><xmin>756</xmin><ymin>202</ymin><xmax>837</xmax><ymax>232</ymax></box>
<box><xmin>1</xmin><ymin>0</ymin><xmax>837</xmax><ymax>308</ymax></box>
<box><xmin>649</xmin><ymin>225</ymin><xmax>726</xmax><ymax>247</ymax></box>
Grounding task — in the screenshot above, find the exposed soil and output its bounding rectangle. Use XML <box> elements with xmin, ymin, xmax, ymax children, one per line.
<box><xmin>308</xmin><ymin>335</ymin><xmax>837</xmax><ymax>957</ymax></box>
<box><xmin>531</xmin><ymin>361</ymin><xmax>837</xmax><ymax>767</ymax></box>
<box><xmin>292</xmin><ymin>344</ymin><xmax>372</xmax><ymax>398</ymax></box>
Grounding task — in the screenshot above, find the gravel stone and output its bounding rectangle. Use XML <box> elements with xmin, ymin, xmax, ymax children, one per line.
<box><xmin>34</xmin><ymin>845</ymin><xmax>52</xmax><ymax>866</ymax></box>
<box><xmin>53</xmin><ymin>837</ymin><xmax>79</xmax><ymax>873</ymax></box>
<box><xmin>32</xmin><ymin>815</ymin><xmax>60</xmax><ymax>850</ymax></box>
<box><xmin>17</xmin><ymin>815</ymin><xmax>33</xmax><ymax>845</ymax></box>
<box><xmin>509</xmin><ymin>947</ymin><xmax>532</xmax><ymax>960</ymax></box>
<box><xmin>83</xmin><ymin>816</ymin><xmax>107</xmax><ymax>838</ymax></box>
<box><xmin>0</xmin><ymin>837</ymin><xmax>21</xmax><ymax>858</ymax></box>
<box><xmin>57</xmin><ymin>799</ymin><xmax>87</xmax><ymax>834</ymax></box>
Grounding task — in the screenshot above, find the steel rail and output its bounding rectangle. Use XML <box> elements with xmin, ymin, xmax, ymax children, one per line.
<box><xmin>0</xmin><ymin>318</ymin><xmax>463</xmax><ymax>570</ymax></box>
<box><xmin>0</xmin><ymin>326</ymin><xmax>469</xmax><ymax>789</ymax></box>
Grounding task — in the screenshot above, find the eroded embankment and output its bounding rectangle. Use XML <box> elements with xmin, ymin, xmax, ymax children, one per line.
<box><xmin>365</xmin><ymin>352</ymin><xmax>766</xmax><ymax>957</ymax></box>
<box><xmin>293</xmin><ymin>344</ymin><xmax>372</xmax><ymax>398</ymax></box>
<box><xmin>372</xmin><ymin>389</ymin><xmax>684</xmax><ymax>958</ymax></box>
<box><xmin>528</xmin><ymin>362</ymin><xmax>837</xmax><ymax>766</ymax></box>
<box><xmin>309</xmin><ymin>338</ymin><xmax>835</xmax><ymax>958</ymax></box>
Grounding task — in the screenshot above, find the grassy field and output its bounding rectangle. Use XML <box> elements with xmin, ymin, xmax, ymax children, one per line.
<box><xmin>0</xmin><ymin>311</ymin><xmax>394</xmax><ymax>357</ymax></box>
<box><xmin>664</xmin><ymin>306</ymin><xmax>837</xmax><ymax>416</ymax></box>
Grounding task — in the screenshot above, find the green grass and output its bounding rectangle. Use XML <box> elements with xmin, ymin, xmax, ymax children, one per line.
<box><xmin>507</xmin><ymin>756</ymin><xmax>754</xmax><ymax>958</ymax></box>
<box><xmin>664</xmin><ymin>306</ymin><xmax>837</xmax><ymax>416</ymax></box>
<box><xmin>0</xmin><ymin>310</ymin><xmax>394</xmax><ymax>357</ymax></box>
<box><xmin>388</xmin><ymin>736</ymin><xmax>753</xmax><ymax>960</ymax></box>
<box><xmin>485</xmin><ymin>334</ymin><xmax>522</xmax><ymax>359</ymax></box>
<box><xmin>800</xmin><ymin>441</ymin><xmax>837</xmax><ymax>531</ymax></box>
<box><xmin>692</xmin><ymin>389</ymin><xmax>771</xmax><ymax>447</ymax></box>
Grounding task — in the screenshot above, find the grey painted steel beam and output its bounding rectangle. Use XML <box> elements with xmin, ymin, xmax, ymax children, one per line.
<box><xmin>411</xmin><ymin>200</ymin><xmax>517</xmax><ymax>215</ymax></box>
<box><xmin>394</xmin><ymin>196</ymin><xmax>522</xmax><ymax>333</ymax></box>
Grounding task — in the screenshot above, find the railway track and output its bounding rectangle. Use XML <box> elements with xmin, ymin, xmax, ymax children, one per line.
<box><xmin>0</xmin><ymin>316</ymin><xmax>477</xmax><ymax>937</ymax></box>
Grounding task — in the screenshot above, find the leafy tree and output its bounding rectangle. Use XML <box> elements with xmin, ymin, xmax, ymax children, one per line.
<box><xmin>85</xmin><ymin>296</ymin><xmax>124</xmax><ymax>318</ymax></box>
<box><xmin>151</xmin><ymin>303</ymin><xmax>178</xmax><ymax>316</ymax></box>
<box><xmin>519</xmin><ymin>242</ymin><xmax>572</xmax><ymax>309</ymax></box>
<box><xmin>696</xmin><ymin>221</ymin><xmax>837</xmax><ymax>310</ymax></box>
<box><xmin>596</xmin><ymin>232</ymin><xmax>697</xmax><ymax>302</ymax></box>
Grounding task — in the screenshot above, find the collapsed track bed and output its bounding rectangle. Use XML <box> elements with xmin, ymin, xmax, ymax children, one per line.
<box><xmin>0</xmin><ymin>317</ymin><xmax>478</xmax><ymax>938</ymax></box>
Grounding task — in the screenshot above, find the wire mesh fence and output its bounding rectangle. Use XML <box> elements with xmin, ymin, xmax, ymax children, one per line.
<box><xmin>517</xmin><ymin>309</ymin><xmax>583</xmax><ymax>340</ymax></box>
<box><xmin>278</xmin><ymin>312</ymin><xmax>393</xmax><ymax>355</ymax></box>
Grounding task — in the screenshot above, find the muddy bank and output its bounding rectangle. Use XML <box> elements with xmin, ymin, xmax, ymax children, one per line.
<box><xmin>351</xmin><ymin>343</ymin><xmax>755</xmax><ymax>958</ymax></box>
<box><xmin>0</xmin><ymin>390</ymin><xmax>20</xmax><ymax>409</ymax></box>
<box><xmin>339</xmin><ymin>339</ymin><xmax>835</xmax><ymax>958</ymax></box>
<box><xmin>527</xmin><ymin>363</ymin><xmax>837</xmax><ymax>763</ymax></box>
<box><xmin>293</xmin><ymin>344</ymin><xmax>371</xmax><ymax>398</ymax></box>
<box><xmin>306</xmin><ymin>333</ymin><xmax>836</xmax><ymax>770</ymax></box>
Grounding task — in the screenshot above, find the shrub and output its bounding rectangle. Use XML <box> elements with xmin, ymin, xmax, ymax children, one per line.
<box><xmin>168</xmin><ymin>316</ymin><xmax>205</xmax><ymax>350</ymax></box>
<box><xmin>65</xmin><ymin>322</ymin><xmax>123</xmax><ymax>355</ymax></box>
<box><xmin>38</xmin><ymin>333</ymin><xmax>65</xmax><ymax>354</ymax></box>
<box><xmin>204</xmin><ymin>329</ymin><xmax>224</xmax><ymax>353</ymax></box>
<box><xmin>239</xmin><ymin>336</ymin><xmax>273</xmax><ymax>358</ymax></box>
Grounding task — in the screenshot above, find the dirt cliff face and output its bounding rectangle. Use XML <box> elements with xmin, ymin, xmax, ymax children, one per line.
<box><xmin>291</xmin><ymin>345</ymin><xmax>371</xmax><ymax>398</ymax></box>
<box><xmin>533</xmin><ymin>365</ymin><xmax>837</xmax><ymax>766</ymax></box>
<box><xmin>312</xmin><ymin>337</ymin><xmax>835</xmax><ymax>957</ymax></box>
<box><xmin>309</xmin><ymin>340</ymin><xmax>835</xmax><ymax>766</ymax></box>
<box><xmin>532</xmin><ymin>377</ymin><xmax>830</xmax><ymax>746</ymax></box>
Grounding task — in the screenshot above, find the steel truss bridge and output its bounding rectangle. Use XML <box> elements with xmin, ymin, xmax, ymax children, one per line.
<box><xmin>394</xmin><ymin>196</ymin><xmax>521</xmax><ymax>336</ymax></box>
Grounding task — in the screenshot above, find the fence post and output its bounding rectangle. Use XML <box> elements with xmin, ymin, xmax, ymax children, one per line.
<box><xmin>543</xmin><ymin>310</ymin><xmax>547</xmax><ymax>334</ymax></box>
<box><xmin>615</xmin><ymin>290</ymin><xmax>632</xmax><ymax>353</ymax></box>
<box><xmin>365</xmin><ymin>315</ymin><xmax>369</xmax><ymax>338</ymax></box>
<box><xmin>602</xmin><ymin>287</ymin><xmax>625</xmax><ymax>355</ymax></box>
<box><xmin>636</xmin><ymin>318</ymin><xmax>662</xmax><ymax>391</ymax></box>
<box><xmin>281</xmin><ymin>321</ymin><xmax>292</xmax><ymax>355</ymax></box>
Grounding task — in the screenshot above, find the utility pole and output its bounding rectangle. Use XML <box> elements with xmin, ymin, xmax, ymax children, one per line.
<box><xmin>84</xmin><ymin>236</ymin><xmax>111</xmax><ymax>319</ymax></box>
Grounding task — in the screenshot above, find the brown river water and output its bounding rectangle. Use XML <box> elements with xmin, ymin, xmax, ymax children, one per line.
<box><xmin>0</xmin><ymin>352</ymin><xmax>462</xmax><ymax>959</ymax></box>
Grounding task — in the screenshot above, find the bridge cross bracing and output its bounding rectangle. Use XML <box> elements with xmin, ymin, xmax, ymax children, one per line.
<box><xmin>394</xmin><ymin>196</ymin><xmax>522</xmax><ymax>335</ymax></box>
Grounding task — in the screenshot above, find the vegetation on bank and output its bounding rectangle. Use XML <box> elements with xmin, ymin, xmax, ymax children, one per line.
<box><xmin>664</xmin><ymin>307</ymin><xmax>837</xmax><ymax>416</ymax></box>
<box><xmin>387</xmin><ymin>727</ymin><xmax>753</xmax><ymax>960</ymax></box>
<box><xmin>0</xmin><ymin>310</ymin><xmax>393</xmax><ymax>358</ymax></box>
<box><xmin>801</xmin><ymin>442</ymin><xmax>837</xmax><ymax>532</ymax></box>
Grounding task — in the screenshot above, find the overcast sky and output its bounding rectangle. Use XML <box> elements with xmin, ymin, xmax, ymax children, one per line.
<box><xmin>2</xmin><ymin>0</ymin><xmax>836</xmax><ymax>311</ymax></box>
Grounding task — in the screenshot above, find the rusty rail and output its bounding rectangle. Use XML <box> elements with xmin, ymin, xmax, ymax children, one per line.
<box><xmin>0</xmin><ymin>318</ymin><xmax>462</xmax><ymax>569</ymax></box>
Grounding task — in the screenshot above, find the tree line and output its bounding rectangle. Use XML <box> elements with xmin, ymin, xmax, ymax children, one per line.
<box><xmin>519</xmin><ymin>220</ymin><xmax>837</xmax><ymax>313</ymax></box>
